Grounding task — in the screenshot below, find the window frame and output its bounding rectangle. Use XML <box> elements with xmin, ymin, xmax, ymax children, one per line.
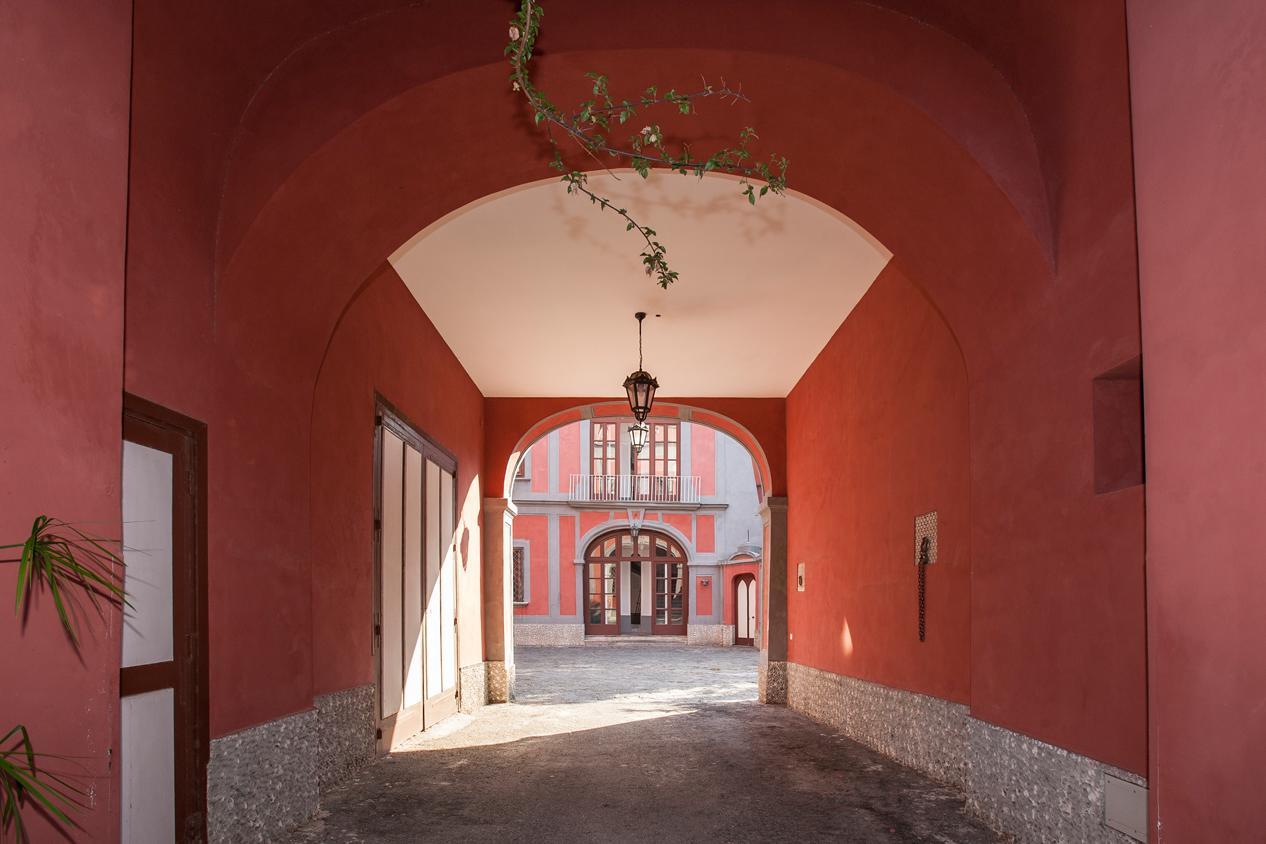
<box><xmin>511</xmin><ymin>542</ymin><xmax>530</xmax><ymax>605</ymax></box>
<box><xmin>590</xmin><ymin>421</ymin><xmax>619</xmax><ymax>477</ymax></box>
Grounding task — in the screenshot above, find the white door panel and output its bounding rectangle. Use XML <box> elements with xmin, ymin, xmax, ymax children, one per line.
<box><xmin>122</xmin><ymin>442</ymin><xmax>173</xmax><ymax>668</ymax></box>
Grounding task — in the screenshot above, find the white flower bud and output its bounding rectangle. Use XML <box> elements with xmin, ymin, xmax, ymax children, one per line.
<box><xmin>509</xmin><ymin>25</ymin><xmax>521</xmax><ymax>41</ymax></box>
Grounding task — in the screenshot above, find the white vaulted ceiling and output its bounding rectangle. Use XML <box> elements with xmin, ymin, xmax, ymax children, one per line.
<box><xmin>389</xmin><ymin>172</ymin><xmax>890</xmax><ymax>397</ymax></box>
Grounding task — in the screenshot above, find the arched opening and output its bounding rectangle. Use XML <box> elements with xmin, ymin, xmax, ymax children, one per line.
<box><xmin>502</xmin><ymin>407</ymin><xmax>774</xmax><ymax>654</ymax></box>
<box><xmin>582</xmin><ymin>528</ymin><xmax>688</xmax><ymax>637</ymax></box>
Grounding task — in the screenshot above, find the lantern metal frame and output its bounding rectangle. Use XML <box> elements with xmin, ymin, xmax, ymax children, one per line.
<box><xmin>628</xmin><ymin>421</ymin><xmax>650</xmax><ymax>454</ymax></box>
<box><xmin>623</xmin><ymin>312</ymin><xmax>659</xmax><ymax>422</ymax></box>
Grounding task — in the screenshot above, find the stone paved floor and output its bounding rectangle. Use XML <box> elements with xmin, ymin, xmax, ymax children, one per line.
<box><xmin>291</xmin><ymin>645</ymin><xmax>1000</xmax><ymax>843</ymax></box>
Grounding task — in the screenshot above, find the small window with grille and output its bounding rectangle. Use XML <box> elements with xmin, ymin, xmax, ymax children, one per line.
<box><xmin>512</xmin><ymin>546</ymin><xmax>527</xmax><ymax>604</ymax></box>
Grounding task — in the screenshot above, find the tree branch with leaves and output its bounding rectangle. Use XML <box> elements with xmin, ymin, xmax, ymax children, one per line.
<box><xmin>506</xmin><ymin>0</ymin><xmax>789</xmax><ymax>288</ymax></box>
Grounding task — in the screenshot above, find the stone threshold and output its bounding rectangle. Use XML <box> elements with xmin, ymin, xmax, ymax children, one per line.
<box><xmin>584</xmin><ymin>635</ymin><xmax>688</xmax><ymax>644</ymax></box>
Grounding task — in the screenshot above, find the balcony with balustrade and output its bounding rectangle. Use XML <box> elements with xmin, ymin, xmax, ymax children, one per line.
<box><xmin>568</xmin><ymin>473</ymin><xmax>703</xmax><ymax>507</ymax></box>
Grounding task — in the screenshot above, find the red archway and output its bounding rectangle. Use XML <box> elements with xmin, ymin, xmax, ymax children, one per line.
<box><xmin>489</xmin><ymin>399</ymin><xmax>783</xmax><ymax>501</ymax></box>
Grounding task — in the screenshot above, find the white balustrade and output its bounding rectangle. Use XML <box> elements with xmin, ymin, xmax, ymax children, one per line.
<box><xmin>568</xmin><ymin>474</ymin><xmax>702</xmax><ymax>505</ymax></box>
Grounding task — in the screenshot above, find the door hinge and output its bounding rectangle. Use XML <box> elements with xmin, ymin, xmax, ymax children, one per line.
<box><xmin>375</xmin><ymin>728</ymin><xmax>383</xmax><ymax>740</ymax></box>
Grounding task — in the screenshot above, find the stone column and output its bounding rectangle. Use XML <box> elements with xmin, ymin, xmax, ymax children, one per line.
<box><xmin>759</xmin><ymin>496</ymin><xmax>788</xmax><ymax>704</ymax></box>
<box><xmin>482</xmin><ymin>497</ymin><xmax>517</xmax><ymax>702</ymax></box>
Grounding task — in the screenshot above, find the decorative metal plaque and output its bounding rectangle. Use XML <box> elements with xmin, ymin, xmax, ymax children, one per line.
<box><xmin>914</xmin><ymin>511</ymin><xmax>938</xmax><ymax>565</ymax></box>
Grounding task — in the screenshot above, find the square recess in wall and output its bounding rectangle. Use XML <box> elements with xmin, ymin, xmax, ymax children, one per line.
<box><xmin>1093</xmin><ymin>355</ymin><xmax>1144</xmax><ymax>494</ymax></box>
<box><xmin>914</xmin><ymin>511</ymin><xmax>938</xmax><ymax>565</ymax></box>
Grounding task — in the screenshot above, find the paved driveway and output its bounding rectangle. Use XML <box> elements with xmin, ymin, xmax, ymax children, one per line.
<box><xmin>291</xmin><ymin>645</ymin><xmax>999</xmax><ymax>843</ymax></box>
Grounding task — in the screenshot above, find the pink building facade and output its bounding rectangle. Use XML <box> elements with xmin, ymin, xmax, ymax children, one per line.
<box><xmin>512</xmin><ymin>418</ymin><xmax>763</xmax><ymax>646</ymax></box>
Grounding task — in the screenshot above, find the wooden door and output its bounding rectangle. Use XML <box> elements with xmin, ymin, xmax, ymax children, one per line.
<box><xmin>651</xmin><ymin>534</ymin><xmax>687</xmax><ymax>635</ymax></box>
<box><xmin>734</xmin><ymin>575</ymin><xmax>756</xmax><ymax>646</ymax></box>
<box><xmin>121</xmin><ymin>396</ymin><xmax>208</xmax><ymax>842</ymax></box>
<box><xmin>584</xmin><ymin>534</ymin><xmax>621</xmax><ymax>635</ymax></box>
<box><xmin>375</xmin><ymin>403</ymin><xmax>460</xmax><ymax>750</ymax></box>
<box><xmin>423</xmin><ymin>460</ymin><xmax>459</xmax><ymax>727</ymax></box>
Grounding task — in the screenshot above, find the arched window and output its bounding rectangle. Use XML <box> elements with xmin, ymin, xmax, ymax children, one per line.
<box><xmin>583</xmin><ymin>530</ymin><xmax>687</xmax><ymax>636</ymax></box>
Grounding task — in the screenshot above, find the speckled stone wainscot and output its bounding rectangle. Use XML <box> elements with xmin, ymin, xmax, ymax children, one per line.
<box><xmin>513</xmin><ymin>622</ymin><xmax>585</xmax><ymax>646</ymax></box>
<box><xmin>487</xmin><ymin>659</ymin><xmax>513</xmax><ymax>703</ymax></box>
<box><xmin>966</xmin><ymin>718</ymin><xmax>1146</xmax><ymax>843</ymax></box>
<box><xmin>459</xmin><ymin>662</ymin><xmax>488</xmax><ymax>713</ymax></box>
<box><xmin>786</xmin><ymin>662</ymin><xmax>969</xmax><ymax>787</ymax></box>
<box><xmin>208</xmin><ymin>709</ymin><xmax>318</xmax><ymax>843</ymax></box>
<box><xmin>686</xmin><ymin>624</ymin><xmax>732</xmax><ymax>646</ymax></box>
<box><xmin>758</xmin><ymin>652</ymin><xmax>787</xmax><ymax>704</ymax></box>
<box><xmin>314</xmin><ymin>685</ymin><xmax>375</xmax><ymax>793</ymax></box>
<box><xmin>786</xmin><ymin>662</ymin><xmax>1148</xmax><ymax>843</ymax></box>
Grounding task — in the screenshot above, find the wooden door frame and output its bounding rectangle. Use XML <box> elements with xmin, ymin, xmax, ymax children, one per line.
<box><xmin>651</xmin><ymin>558</ymin><xmax>689</xmax><ymax>636</ymax></box>
<box><xmin>372</xmin><ymin>396</ymin><xmax>460</xmax><ymax>751</ymax></box>
<box><xmin>582</xmin><ymin>557</ymin><xmax>621</xmax><ymax>636</ymax></box>
<box><xmin>584</xmin><ymin>529</ymin><xmax>688</xmax><ymax>636</ymax></box>
<box><xmin>122</xmin><ymin>393</ymin><xmax>209</xmax><ymax>842</ymax></box>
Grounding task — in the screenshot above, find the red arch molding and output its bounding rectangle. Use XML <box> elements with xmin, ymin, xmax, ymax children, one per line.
<box><xmin>489</xmin><ymin>399</ymin><xmax>783</xmax><ymax>501</ymax></box>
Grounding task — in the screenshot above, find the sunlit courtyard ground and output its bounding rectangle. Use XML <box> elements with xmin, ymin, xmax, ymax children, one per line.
<box><xmin>291</xmin><ymin>644</ymin><xmax>998</xmax><ymax>843</ymax></box>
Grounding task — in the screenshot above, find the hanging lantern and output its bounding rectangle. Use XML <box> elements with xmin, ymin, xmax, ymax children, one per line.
<box><xmin>629</xmin><ymin>421</ymin><xmax>650</xmax><ymax>454</ymax></box>
<box><xmin>623</xmin><ymin>311</ymin><xmax>659</xmax><ymax>422</ymax></box>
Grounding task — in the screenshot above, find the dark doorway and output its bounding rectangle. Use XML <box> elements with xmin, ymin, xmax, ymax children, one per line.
<box><xmin>630</xmin><ymin>561</ymin><xmax>642</xmax><ymax>626</ymax></box>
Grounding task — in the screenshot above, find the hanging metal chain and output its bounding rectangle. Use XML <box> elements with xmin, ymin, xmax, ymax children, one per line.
<box><xmin>917</xmin><ymin>535</ymin><xmax>930</xmax><ymax>642</ymax></box>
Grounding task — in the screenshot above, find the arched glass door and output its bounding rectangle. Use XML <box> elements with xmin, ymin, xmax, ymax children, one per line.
<box><xmin>584</xmin><ymin>530</ymin><xmax>688</xmax><ymax>636</ymax></box>
<box><xmin>650</xmin><ymin>534</ymin><xmax>687</xmax><ymax>635</ymax></box>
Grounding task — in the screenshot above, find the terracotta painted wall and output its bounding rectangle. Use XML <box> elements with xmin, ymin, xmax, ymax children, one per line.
<box><xmin>693</xmin><ymin>425</ymin><xmax>716</xmax><ymax>496</ymax></box>
<box><xmin>787</xmin><ymin>265</ymin><xmax>972</xmax><ymax>704</ymax></box>
<box><xmin>696</xmin><ymin>514</ymin><xmax>716</xmax><ymax>554</ymax></box>
<box><xmin>309</xmin><ymin>264</ymin><xmax>485</xmax><ymax>697</ymax></box>
<box><xmin>0</xmin><ymin>3</ymin><xmax>131</xmax><ymax>841</ymax></box>
<box><xmin>695</xmin><ymin>576</ymin><xmax>714</xmax><ymax>616</ymax></box>
<box><xmin>530</xmin><ymin>439</ymin><xmax>549</xmax><ymax>494</ymax></box>
<box><xmin>559</xmin><ymin>515</ymin><xmax>577</xmax><ymax>616</ymax></box>
<box><xmin>1129</xmin><ymin>1</ymin><xmax>1266</xmax><ymax>837</ymax></box>
<box><xmin>558</xmin><ymin>423</ymin><xmax>580</xmax><ymax>489</ymax></box>
<box><xmin>512</xmin><ymin>515</ymin><xmax>550</xmax><ymax>617</ymax></box>
<box><xmin>662</xmin><ymin>513</ymin><xmax>693</xmax><ymax>543</ymax></box>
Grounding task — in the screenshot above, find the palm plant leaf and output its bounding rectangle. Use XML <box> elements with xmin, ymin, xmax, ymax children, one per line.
<box><xmin>0</xmin><ymin>516</ymin><xmax>128</xmax><ymax>645</ymax></box>
<box><xmin>0</xmin><ymin>725</ymin><xmax>85</xmax><ymax>843</ymax></box>
<box><xmin>0</xmin><ymin>516</ymin><xmax>127</xmax><ymax>840</ymax></box>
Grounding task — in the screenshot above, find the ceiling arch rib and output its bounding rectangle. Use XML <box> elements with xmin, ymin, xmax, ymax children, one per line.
<box><xmin>213</xmin><ymin>1</ymin><xmax>1052</xmax><ymax>280</ymax></box>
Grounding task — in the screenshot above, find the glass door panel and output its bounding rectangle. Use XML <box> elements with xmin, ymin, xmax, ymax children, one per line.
<box><xmin>653</xmin><ymin>561</ymin><xmax>687</xmax><ymax>634</ymax></box>
<box><xmin>585</xmin><ymin>561</ymin><xmax>619</xmax><ymax>634</ymax></box>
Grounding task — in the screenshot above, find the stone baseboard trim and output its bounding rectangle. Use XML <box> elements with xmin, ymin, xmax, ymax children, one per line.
<box><xmin>487</xmin><ymin>659</ymin><xmax>514</xmax><ymax>703</ymax></box>
<box><xmin>965</xmin><ymin>717</ymin><xmax>1146</xmax><ymax>844</ymax></box>
<box><xmin>758</xmin><ymin>654</ymin><xmax>788</xmax><ymax>704</ymax></box>
<box><xmin>786</xmin><ymin>662</ymin><xmax>1147</xmax><ymax>844</ymax></box>
<box><xmin>686</xmin><ymin>624</ymin><xmax>731</xmax><ymax>646</ymax></box>
<box><xmin>786</xmin><ymin>662</ymin><xmax>969</xmax><ymax>787</ymax></box>
<box><xmin>208</xmin><ymin>709</ymin><xmax>318</xmax><ymax>843</ymax></box>
<box><xmin>314</xmin><ymin>685</ymin><xmax>375</xmax><ymax>794</ymax></box>
<box><xmin>513</xmin><ymin>622</ymin><xmax>585</xmax><ymax>646</ymax></box>
<box><xmin>459</xmin><ymin>662</ymin><xmax>488</xmax><ymax>713</ymax></box>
